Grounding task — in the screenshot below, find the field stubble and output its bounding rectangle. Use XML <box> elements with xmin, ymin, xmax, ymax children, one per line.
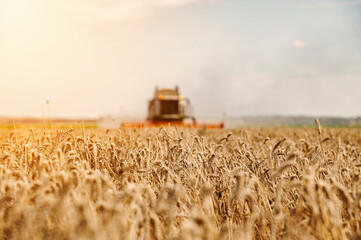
<box><xmin>0</xmin><ymin>124</ymin><xmax>360</xmax><ymax>239</ymax></box>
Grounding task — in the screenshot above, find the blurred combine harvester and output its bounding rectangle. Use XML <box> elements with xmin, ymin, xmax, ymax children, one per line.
<box><xmin>121</xmin><ymin>86</ymin><xmax>224</xmax><ymax>129</ymax></box>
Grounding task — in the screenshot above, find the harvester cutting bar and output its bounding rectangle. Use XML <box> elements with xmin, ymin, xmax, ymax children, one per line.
<box><xmin>121</xmin><ymin>121</ymin><xmax>224</xmax><ymax>129</ymax></box>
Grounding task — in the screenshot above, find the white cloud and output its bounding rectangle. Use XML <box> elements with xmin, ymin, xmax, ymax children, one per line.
<box><xmin>57</xmin><ymin>0</ymin><xmax>217</xmax><ymax>21</ymax></box>
<box><xmin>292</xmin><ymin>39</ymin><xmax>307</xmax><ymax>48</ymax></box>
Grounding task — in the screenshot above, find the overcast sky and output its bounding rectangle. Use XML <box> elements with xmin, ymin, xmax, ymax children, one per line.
<box><xmin>0</xmin><ymin>0</ymin><xmax>360</xmax><ymax>119</ymax></box>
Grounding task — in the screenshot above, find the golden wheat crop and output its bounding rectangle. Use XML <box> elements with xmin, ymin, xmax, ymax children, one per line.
<box><xmin>0</xmin><ymin>124</ymin><xmax>360</xmax><ymax>239</ymax></box>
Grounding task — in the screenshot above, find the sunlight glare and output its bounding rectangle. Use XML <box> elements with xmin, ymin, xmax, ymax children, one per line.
<box><xmin>1</xmin><ymin>0</ymin><xmax>42</xmax><ymax>32</ymax></box>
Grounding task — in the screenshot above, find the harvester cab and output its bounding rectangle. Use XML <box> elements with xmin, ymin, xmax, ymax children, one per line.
<box><xmin>147</xmin><ymin>86</ymin><xmax>195</xmax><ymax>123</ymax></box>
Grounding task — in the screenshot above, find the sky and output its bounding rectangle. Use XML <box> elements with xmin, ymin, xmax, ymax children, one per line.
<box><xmin>0</xmin><ymin>0</ymin><xmax>360</xmax><ymax>119</ymax></box>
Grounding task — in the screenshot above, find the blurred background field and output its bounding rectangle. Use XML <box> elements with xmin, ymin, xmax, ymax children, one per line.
<box><xmin>1</xmin><ymin>116</ymin><xmax>360</xmax><ymax>130</ymax></box>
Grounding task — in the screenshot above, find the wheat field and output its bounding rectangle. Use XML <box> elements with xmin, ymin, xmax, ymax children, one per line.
<box><xmin>0</xmin><ymin>123</ymin><xmax>360</xmax><ymax>239</ymax></box>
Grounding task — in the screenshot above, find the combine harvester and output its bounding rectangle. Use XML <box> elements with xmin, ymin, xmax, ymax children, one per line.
<box><xmin>121</xmin><ymin>86</ymin><xmax>224</xmax><ymax>129</ymax></box>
